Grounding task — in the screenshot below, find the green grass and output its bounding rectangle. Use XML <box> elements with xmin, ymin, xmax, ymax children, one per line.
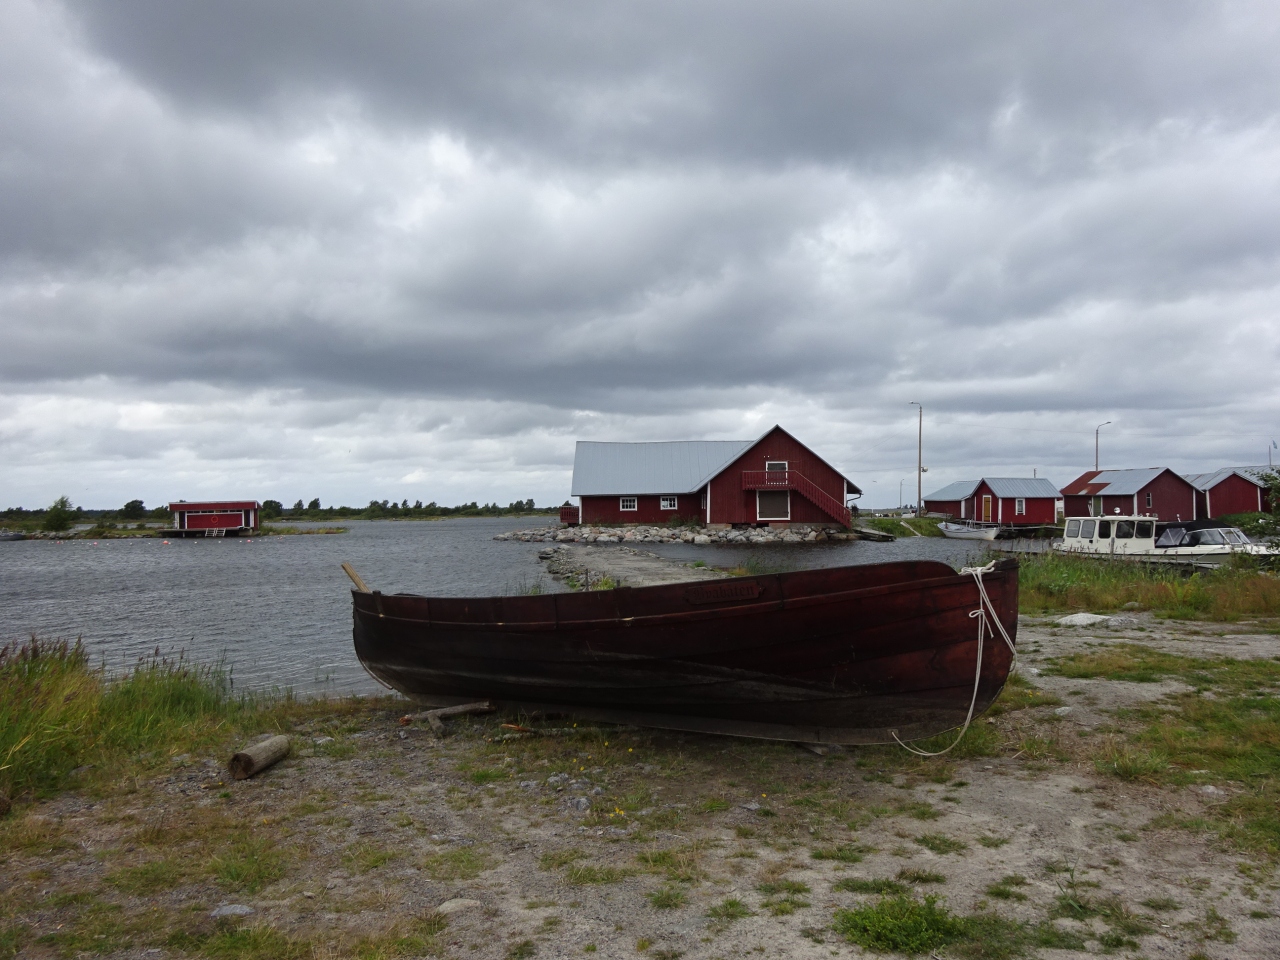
<box><xmin>705</xmin><ymin>898</ymin><xmax>752</xmax><ymax>926</ymax></box>
<box><xmin>646</xmin><ymin>887</ymin><xmax>686</xmax><ymax>909</ymax></box>
<box><xmin>422</xmin><ymin>847</ymin><xmax>491</xmax><ymax>881</ymax></box>
<box><xmin>0</xmin><ymin>638</ymin><xmax>347</xmax><ymax>811</ymax></box>
<box><xmin>897</xmin><ymin>868</ymin><xmax>947</xmax><ymax>884</ymax></box>
<box><xmin>1016</xmin><ymin>552</ymin><xmax>1280</xmax><ymax>619</ymax></box>
<box><xmin>210</xmin><ymin>836</ymin><xmax>286</xmax><ymax>893</ymax></box>
<box><xmin>914</xmin><ymin>833</ymin><xmax>967</xmax><ymax>855</ymax></box>
<box><xmin>1043</xmin><ymin>644</ymin><xmax>1280</xmax><ymax>857</ymax></box>
<box><xmin>985</xmin><ymin>874</ymin><xmax>1029</xmax><ymax>901</ymax></box>
<box><xmin>833</xmin><ymin>877</ymin><xmax>907</xmax><ymax>895</ymax></box>
<box><xmin>810</xmin><ymin>843</ymin><xmax>869</xmax><ymax>863</ymax></box>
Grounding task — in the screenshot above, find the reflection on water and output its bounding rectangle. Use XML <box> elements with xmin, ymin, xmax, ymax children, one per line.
<box><xmin>0</xmin><ymin>518</ymin><xmax>562</xmax><ymax>696</ymax></box>
<box><xmin>0</xmin><ymin>520</ymin><xmax>989</xmax><ymax>697</ymax></box>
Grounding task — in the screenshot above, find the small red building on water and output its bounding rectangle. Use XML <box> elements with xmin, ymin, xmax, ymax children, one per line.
<box><xmin>568</xmin><ymin>426</ymin><xmax>860</xmax><ymax>528</ymax></box>
<box><xmin>166</xmin><ymin>500</ymin><xmax>261</xmax><ymax>537</ymax></box>
<box><xmin>922</xmin><ymin>478</ymin><xmax>1060</xmax><ymax>526</ymax></box>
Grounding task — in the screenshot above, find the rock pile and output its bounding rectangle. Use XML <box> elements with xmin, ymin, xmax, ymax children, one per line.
<box><xmin>495</xmin><ymin>524</ymin><xmax>855</xmax><ymax>545</ymax></box>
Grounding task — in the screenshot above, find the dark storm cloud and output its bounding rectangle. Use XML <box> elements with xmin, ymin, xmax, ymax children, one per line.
<box><xmin>2</xmin><ymin>0</ymin><xmax>1279</xmax><ymax>507</ymax></box>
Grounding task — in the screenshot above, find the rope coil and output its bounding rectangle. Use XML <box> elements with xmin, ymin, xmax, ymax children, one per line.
<box><xmin>892</xmin><ymin>561</ymin><xmax>1017</xmax><ymax>757</ymax></box>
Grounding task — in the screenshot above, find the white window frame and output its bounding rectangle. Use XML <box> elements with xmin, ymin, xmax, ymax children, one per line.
<box><xmin>659</xmin><ymin>496</ymin><xmax>678</xmax><ymax>511</ymax></box>
<box><xmin>1015</xmin><ymin>498</ymin><xmax>1026</xmax><ymax>516</ymax></box>
<box><xmin>756</xmin><ymin>489</ymin><xmax>791</xmax><ymax>521</ymax></box>
<box><xmin>1145</xmin><ymin>491</ymin><xmax>1153</xmax><ymax>508</ymax></box>
<box><xmin>619</xmin><ymin>497</ymin><xmax>637</xmax><ymax>512</ymax></box>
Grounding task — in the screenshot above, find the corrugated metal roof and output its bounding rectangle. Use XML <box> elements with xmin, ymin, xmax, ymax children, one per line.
<box><xmin>1184</xmin><ymin>466</ymin><xmax>1271</xmax><ymax>490</ymax></box>
<box><xmin>923</xmin><ymin>480</ymin><xmax>979</xmax><ymax>502</ymax></box>
<box><xmin>1085</xmin><ymin>468</ymin><xmax>1168</xmax><ymax>495</ymax></box>
<box><xmin>571</xmin><ymin>440</ymin><xmax>755</xmax><ymax>496</ymax></box>
<box><xmin>984</xmin><ymin>478</ymin><xmax>1062</xmax><ymax>499</ymax></box>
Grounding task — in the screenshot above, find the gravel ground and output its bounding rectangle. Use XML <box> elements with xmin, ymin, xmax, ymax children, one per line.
<box><xmin>3</xmin><ymin>561</ymin><xmax>1279</xmax><ymax>959</ymax></box>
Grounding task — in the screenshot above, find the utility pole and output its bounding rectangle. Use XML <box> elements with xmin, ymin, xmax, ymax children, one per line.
<box><xmin>1095</xmin><ymin>421</ymin><xmax>1111</xmax><ymax>471</ymax></box>
<box><xmin>910</xmin><ymin>402</ymin><xmax>923</xmax><ymax>514</ymax></box>
<box><xmin>899</xmin><ymin>478</ymin><xmax>905</xmax><ymax>512</ymax></box>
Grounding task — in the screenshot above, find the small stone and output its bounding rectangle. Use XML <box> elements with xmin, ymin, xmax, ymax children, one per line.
<box><xmin>302</xmin><ymin>891</ymin><xmax>315</xmax><ymax>899</ymax></box>
<box><xmin>210</xmin><ymin>904</ymin><xmax>254</xmax><ymax>919</ymax></box>
<box><xmin>1199</xmin><ymin>785</ymin><xmax>1225</xmax><ymax>796</ymax></box>
<box><xmin>519</xmin><ymin>780</ymin><xmax>539</xmax><ymax>791</ymax></box>
<box><xmin>313</xmin><ymin>736</ymin><xmax>334</xmax><ymax>745</ymax></box>
<box><xmin>1056</xmin><ymin>613</ymin><xmax>1112</xmax><ymax>627</ymax></box>
<box><xmin>1053</xmin><ymin>706</ymin><xmax>1073</xmax><ymax>717</ymax></box>
<box><xmin>569</xmin><ymin>796</ymin><xmax>591</xmax><ymax>812</ymax></box>
<box><xmin>1122</xmin><ymin>601</ymin><xmax>1142</xmax><ymax>610</ymax></box>
<box><xmin>740</xmin><ymin>801</ymin><xmax>761</xmax><ymax>811</ymax></box>
<box><xmin>436</xmin><ymin>898</ymin><xmax>482</xmax><ymax>916</ymax></box>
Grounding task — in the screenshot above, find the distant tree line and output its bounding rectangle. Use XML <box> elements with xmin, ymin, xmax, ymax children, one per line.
<box><xmin>260</xmin><ymin>497</ymin><xmax>550</xmax><ymax>520</ymax></box>
<box><xmin>2</xmin><ymin>495</ymin><xmax>554</xmax><ymax>533</ymax></box>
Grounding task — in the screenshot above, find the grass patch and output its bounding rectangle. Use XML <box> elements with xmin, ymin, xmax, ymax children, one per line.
<box><xmin>1017</xmin><ymin>552</ymin><xmax>1280</xmax><ymax>619</ymax></box>
<box><xmin>833</xmin><ymin>877</ymin><xmax>907</xmax><ymax>895</ymax></box>
<box><xmin>646</xmin><ymin>887</ymin><xmax>686</xmax><ymax>909</ymax></box>
<box><xmin>343</xmin><ymin>842</ymin><xmax>402</xmax><ymax>873</ymax></box>
<box><xmin>985</xmin><ymin>874</ymin><xmax>1029</xmax><ymax>901</ymax></box>
<box><xmin>833</xmin><ymin>894</ymin><xmax>1028</xmax><ymax>957</ymax></box>
<box><xmin>914</xmin><ymin>834</ymin><xmax>967</xmax><ymax>855</ymax></box>
<box><xmin>897</xmin><ymin>868</ymin><xmax>947</xmax><ymax>884</ymax></box>
<box><xmin>210</xmin><ymin>836</ymin><xmax>287</xmax><ymax>893</ymax></box>
<box><xmin>705</xmin><ymin>898</ymin><xmax>752</xmax><ymax>927</ymax></box>
<box><xmin>467</xmin><ymin>768</ymin><xmax>508</xmax><ymax>785</ymax></box>
<box><xmin>811</xmin><ymin>843</ymin><xmax>869</xmax><ymax>863</ymax></box>
<box><xmin>422</xmin><ymin>847</ymin><xmax>491</xmax><ymax>881</ymax></box>
<box><xmin>104</xmin><ymin>859</ymin><xmax>186</xmax><ymax>894</ymax></box>
<box><xmin>565</xmin><ymin>863</ymin><xmax>629</xmax><ymax>885</ymax></box>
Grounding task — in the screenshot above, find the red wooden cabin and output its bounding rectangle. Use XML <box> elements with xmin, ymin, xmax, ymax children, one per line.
<box><xmin>923</xmin><ymin>478</ymin><xmax>1060</xmax><ymax>525</ymax></box>
<box><xmin>167</xmin><ymin>500</ymin><xmax>261</xmax><ymax>537</ymax></box>
<box><xmin>1060</xmin><ymin>468</ymin><xmax>1197</xmax><ymax>522</ymax></box>
<box><xmin>1184</xmin><ymin>467</ymin><xmax>1273</xmax><ymax>519</ymax></box>
<box><xmin>570</xmin><ymin>426</ymin><xmax>860</xmax><ymax>528</ymax></box>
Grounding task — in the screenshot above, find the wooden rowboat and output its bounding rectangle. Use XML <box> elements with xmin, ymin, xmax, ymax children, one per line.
<box><xmin>347</xmin><ymin>558</ymin><xmax>1019</xmax><ymax>745</ymax></box>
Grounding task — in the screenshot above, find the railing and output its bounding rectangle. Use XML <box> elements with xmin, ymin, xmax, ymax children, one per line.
<box><xmin>559</xmin><ymin>505</ymin><xmax>580</xmax><ymax>526</ymax></box>
<box><xmin>741</xmin><ymin>470</ymin><xmax>852</xmax><ymax>527</ymax></box>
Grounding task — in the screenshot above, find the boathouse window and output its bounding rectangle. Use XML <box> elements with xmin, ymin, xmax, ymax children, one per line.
<box><xmin>1115</xmin><ymin>521</ymin><xmax>1135</xmax><ymax>538</ymax></box>
<box><xmin>1145</xmin><ymin>492</ymin><xmax>1153</xmax><ymax>509</ymax></box>
<box><xmin>1081</xmin><ymin>520</ymin><xmax>1096</xmax><ymax>538</ymax></box>
<box><xmin>1065</xmin><ymin>519</ymin><xmax>1081</xmax><ymax>537</ymax></box>
<box><xmin>1015</xmin><ymin>498</ymin><xmax>1026</xmax><ymax>516</ymax></box>
<box><xmin>619</xmin><ymin>497</ymin><xmax>637</xmax><ymax>511</ymax></box>
<box><xmin>1098</xmin><ymin>520</ymin><xmax>1112</xmax><ymax>538</ymax></box>
<box><xmin>660</xmin><ymin>496</ymin><xmax>678</xmax><ymax>511</ymax></box>
<box><xmin>1136</xmin><ymin>521</ymin><xmax>1154</xmax><ymax>538</ymax></box>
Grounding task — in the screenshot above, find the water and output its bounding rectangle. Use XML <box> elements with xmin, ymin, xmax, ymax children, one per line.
<box><xmin>0</xmin><ymin>520</ymin><xmax>987</xmax><ymax>697</ymax></box>
<box><xmin>0</xmin><ymin>518</ymin><xmax>563</xmax><ymax>696</ymax></box>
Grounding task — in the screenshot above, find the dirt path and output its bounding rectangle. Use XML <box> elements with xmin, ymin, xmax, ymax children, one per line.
<box><xmin>4</xmin><ymin>603</ymin><xmax>1279</xmax><ymax>957</ymax></box>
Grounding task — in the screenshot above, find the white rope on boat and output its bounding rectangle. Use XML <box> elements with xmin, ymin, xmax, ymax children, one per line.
<box><xmin>892</xmin><ymin>561</ymin><xmax>1018</xmax><ymax>757</ymax></box>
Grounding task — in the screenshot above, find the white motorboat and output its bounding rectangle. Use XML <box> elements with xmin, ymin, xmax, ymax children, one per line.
<box><xmin>939</xmin><ymin>520</ymin><xmax>1001</xmax><ymax>541</ymax></box>
<box><xmin>1054</xmin><ymin>515</ymin><xmax>1273</xmax><ymax>566</ymax></box>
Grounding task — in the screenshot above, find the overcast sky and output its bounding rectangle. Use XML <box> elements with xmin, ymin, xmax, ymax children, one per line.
<box><xmin>2</xmin><ymin>0</ymin><xmax>1278</xmax><ymax>510</ymax></box>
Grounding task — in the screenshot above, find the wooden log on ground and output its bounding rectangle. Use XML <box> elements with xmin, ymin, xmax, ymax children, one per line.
<box><xmin>228</xmin><ymin>735</ymin><xmax>290</xmax><ymax>780</ymax></box>
<box><xmin>418</xmin><ymin>701</ymin><xmax>494</xmax><ymax>736</ymax></box>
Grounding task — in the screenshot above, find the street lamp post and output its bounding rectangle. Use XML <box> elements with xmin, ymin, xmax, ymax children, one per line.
<box><xmin>910</xmin><ymin>402</ymin><xmax>923</xmax><ymax>514</ymax></box>
<box><xmin>899</xmin><ymin>478</ymin><xmax>905</xmax><ymax>512</ymax></box>
<box><xmin>1095</xmin><ymin>421</ymin><xmax>1112</xmax><ymax>471</ymax></box>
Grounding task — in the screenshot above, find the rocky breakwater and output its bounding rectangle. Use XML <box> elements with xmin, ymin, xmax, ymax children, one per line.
<box><xmin>494</xmin><ymin>523</ymin><xmax>858</xmax><ymax>546</ymax></box>
<box><xmin>538</xmin><ymin>543</ymin><xmax>730</xmax><ymax>589</ymax></box>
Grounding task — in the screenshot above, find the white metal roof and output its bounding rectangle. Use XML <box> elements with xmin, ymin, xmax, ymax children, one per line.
<box><xmin>983</xmin><ymin>477</ymin><xmax>1062</xmax><ymax>498</ymax></box>
<box><xmin>923</xmin><ymin>480</ymin><xmax>979</xmax><ymax>502</ymax></box>
<box><xmin>571</xmin><ymin>440</ymin><xmax>755</xmax><ymax>496</ymax></box>
<box><xmin>926</xmin><ymin>478</ymin><xmax>1060</xmax><ymax>501</ymax></box>
<box><xmin>1183</xmin><ymin>466</ymin><xmax>1270</xmax><ymax>491</ymax></box>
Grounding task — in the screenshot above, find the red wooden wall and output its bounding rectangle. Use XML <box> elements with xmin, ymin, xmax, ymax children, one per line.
<box><xmin>1198</xmin><ymin>475</ymin><xmax>1266</xmax><ymax>518</ymax></box>
<box><xmin>579</xmin><ymin>494</ymin><xmax>701</xmax><ymax>525</ymax></box>
<box><xmin>705</xmin><ymin>426</ymin><xmax>848</xmax><ymax>525</ymax></box>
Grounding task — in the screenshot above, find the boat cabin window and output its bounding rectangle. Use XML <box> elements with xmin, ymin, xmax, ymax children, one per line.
<box><xmin>1224</xmin><ymin>529</ymin><xmax>1248</xmax><ymax>544</ymax></box>
<box><xmin>1135</xmin><ymin>521</ymin><xmax>1154</xmax><ymax>538</ymax></box>
<box><xmin>1115</xmin><ymin>521</ymin><xmax>1134</xmax><ymax>539</ymax></box>
<box><xmin>1097</xmin><ymin>520</ymin><xmax>1112</xmax><ymax>538</ymax></box>
<box><xmin>1065</xmin><ymin>519</ymin><xmax>1081</xmax><ymax>537</ymax></box>
<box><xmin>1081</xmin><ymin>520</ymin><xmax>1096</xmax><ymax>538</ymax></box>
<box><xmin>1187</xmin><ymin>528</ymin><xmax>1226</xmax><ymax>546</ymax></box>
<box><xmin>619</xmin><ymin>497</ymin><xmax>637</xmax><ymax>511</ymax></box>
<box><xmin>1156</xmin><ymin>527</ymin><xmax>1185</xmax><ymax>547</ymax></box>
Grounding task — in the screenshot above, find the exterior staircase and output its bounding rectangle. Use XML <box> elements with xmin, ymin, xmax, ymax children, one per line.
<box><xmin>740</xmin><ymin>470</ymin><xmax>852</xmax><ymax>527</ymax></box>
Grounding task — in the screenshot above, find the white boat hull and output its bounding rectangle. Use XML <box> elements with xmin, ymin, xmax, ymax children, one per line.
<box><xmin>939</xmin><ymin>522</ymin><xmax>1000</xmax><ymax>541</ymax></box>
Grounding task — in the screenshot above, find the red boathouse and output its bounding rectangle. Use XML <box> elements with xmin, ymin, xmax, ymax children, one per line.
<box><xmin>923</xmin><ymin>478</ymin><xmax>1060</xmax><ymax>526</ymax></box>
<box><xmin>1183</xmin><ymin>467</ymin><xmax>1273</xmax><ymax>519</ymax></box>
<box><xmin>570</xmin><ymin>426</ymin><xmax>860</xmax><ymax>528</ymax></box>
<box><xmin>1060</xmin><ymin>469</ymin><xmax>1197</xmax><ymax>522</ymax></box>
<box><xmin>167</xmin><ymin>500</ymin><xmax>261</xmax><ymax>537</ymax></box>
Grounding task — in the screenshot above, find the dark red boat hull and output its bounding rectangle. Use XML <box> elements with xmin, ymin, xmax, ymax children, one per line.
<box><xmin>351</xmin><ymin>558</ymin><xmax>1018</xmax><ymax>744</ymax></box>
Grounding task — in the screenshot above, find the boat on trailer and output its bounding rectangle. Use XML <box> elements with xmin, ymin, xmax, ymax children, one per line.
<box><xmin>346</xmin><ymin>558</ymin><xmax>1019</xmax><ymax>746</ymax></box>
